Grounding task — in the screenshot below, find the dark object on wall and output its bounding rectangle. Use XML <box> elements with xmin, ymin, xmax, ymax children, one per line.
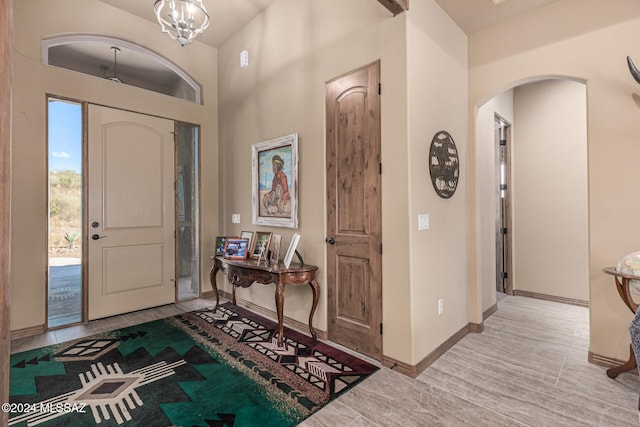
<box><xmin>627</xmin><ymin>56</ymin><xmax>640</xmax><ymax>85</ymax></box>
<box><xmin>429</xmin><ymin>130</ymin><xmax>459</xmax><ymax>199</ymax></box>
<box><xmin>377</xmin><ymin>0</ymin><xmax>409</xmax><ymax>16</ymax></box>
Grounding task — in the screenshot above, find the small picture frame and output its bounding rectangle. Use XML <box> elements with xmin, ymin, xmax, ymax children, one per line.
<box><xmin>240</xmin><ymin>231</ymin><xmax>254</xmax><ymax>250</ymax></box>
<box><xmin>283</xmin><ymin>233</ymin><xmax>301</xmax><ymax>268</ymax></box>
<box><xmin>270</xmin><ymin>234</ymin><xmax>282</xmax><ymax>265</ymax></box>
<box><xmin>250</xmin><ymin>231</ymin><xmax>272</xmax><ymax>259</ymax></box>
<box><xmin>215</xmin><ymin>236</ymin><xmax>228</xmax><ymax>256</ymax></box>
<box><xmin>223</xmin><ymin>238</ymin><xmax>250</xmax><ymax>260</ymax></box>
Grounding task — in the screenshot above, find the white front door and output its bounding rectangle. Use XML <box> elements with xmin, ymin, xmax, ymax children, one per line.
<box><xmin>88</xmin><ymin>105</ymin><xmax>175</xmax><ymax>320</ymax></box>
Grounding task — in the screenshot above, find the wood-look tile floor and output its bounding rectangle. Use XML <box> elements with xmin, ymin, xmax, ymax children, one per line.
<box><xmin>10</xmin><ymin>295</ymin><xmax>640</xmax><ymax>426</ymax></box>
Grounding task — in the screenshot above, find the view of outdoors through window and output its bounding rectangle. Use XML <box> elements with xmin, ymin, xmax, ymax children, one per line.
<box><xmin>48</xmin><ymin>98</ymin><xmax>82</xmax><ymax>327</ymax></box>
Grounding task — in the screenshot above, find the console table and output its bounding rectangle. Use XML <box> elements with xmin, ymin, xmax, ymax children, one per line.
<box><xmin>209</xmin><ymin>256</ymin><xmax>319</xmax><ymax>346</ymax></box>
<box><xmin>602</xmin><ymin>267</ymin><xmax>639</xmax><ymax>379</ymax></box>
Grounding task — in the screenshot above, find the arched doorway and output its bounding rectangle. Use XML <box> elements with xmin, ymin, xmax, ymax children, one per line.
<box><xmin>474</xmin><ymin>78</ymin><xmax>589</xmax><ymax>318</ymax></box>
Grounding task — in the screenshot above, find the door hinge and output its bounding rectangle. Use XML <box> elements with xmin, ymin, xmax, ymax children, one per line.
<box><xmin>378</xmin><ymin>83</ymin><xmax>381</xmax><ymax>95</ymax></box>
<box><xmin>501</xmin><ymin>271</ymin><xmax>508</xmax><ymax>279</ymax></box>
<box><xmin>378</xmin><ymin>163</ymin><xmax>382</xmax><ymax>175</ymax></box>
<box><xmin>500</xmin><ymin>139</ymin><xmax>507</xmax><ymax>146</ymax></box>
<box><xmin>380</xmin><ymin>323</ymin><xmax>383</xmax><ymax>334</ymax></box>
<box><xmin>379</xmin><ymin>243</ymin><xmax>383</xmax><ymax>254</ymax></box>
<box><xmin>500</xmin><ymin>184</ymin><xmax>507</xmax><ymax>190</ymax></box>
<box><xmin>501</xmin><ymin>227</ymin><xmax>508</xmax><ymax>235</ymax></box>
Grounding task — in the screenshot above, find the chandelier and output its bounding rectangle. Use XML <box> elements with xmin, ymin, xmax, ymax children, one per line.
<box><xmin>154</xmin><ymin>0</ymin><xmax>210</xmax><ymax>47</ymax></box>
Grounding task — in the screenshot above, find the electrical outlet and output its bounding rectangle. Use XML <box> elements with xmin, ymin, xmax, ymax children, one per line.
<box><xmin>231</xmin><ymin>214</ymin><xmax>240</xmax><ymax>224</ymax></box>
<box><xmin>437</xmin><ymin>298</ymin><xmax>444</xmax><ymax>315</ymax></box>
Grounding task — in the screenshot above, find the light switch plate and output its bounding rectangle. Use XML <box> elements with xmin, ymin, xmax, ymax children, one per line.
<box><xmin>418</xmin><ymin>214</ymin><xmax>430</xmax><ymax>230</ymax></box>
<box><xmin>232</xmin><ymin>214</ymin><xmax>240</xmax><ymax>224</ymax></box>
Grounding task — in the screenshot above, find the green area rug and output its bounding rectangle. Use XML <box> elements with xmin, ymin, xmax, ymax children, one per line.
<box><xmin>8</xmin><ymin>303</ymin><xmax>378</xmax><ymax>426</ymax></box>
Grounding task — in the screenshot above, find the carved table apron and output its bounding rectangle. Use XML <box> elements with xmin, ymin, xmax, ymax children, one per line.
<box><xmin>210</xmin><ymin>256</ymin><xmax>319</xmax><ymax>346</ymax></box>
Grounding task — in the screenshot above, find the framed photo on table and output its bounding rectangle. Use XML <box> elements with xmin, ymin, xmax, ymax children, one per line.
<box><xmin>269</xmin><ymin>234</ymin><xmax>282</xmax><ymax>265</ymax></box>
<box><xmin>252</xmin><ymin>133</ymin><xmax>298</xmax><ymax>228</ymax></box>
<box><xmin>215</xmin><ymin>236</ymin><xmax>228</xmax><ymax>256</ymax></box>
<box><xmin>223</xmin><ymin>238</ymin><xmax>249</xmax><ymax>260</ymax></box>
<box><xmin>240</xmin><ymin>231</ymin><xmax>254</xmax><ymax>250</ymax></box>
<box><xmin>283</xmin><ymin>233</ymin><xmax>301</xmax><ymax>268</ymax></box>
<box><xmin>250</xmin><ymin>231</ymin><xmax>272</xmax><ymax>259</ymax></box>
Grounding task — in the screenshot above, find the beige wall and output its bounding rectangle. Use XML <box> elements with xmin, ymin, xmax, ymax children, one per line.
<box><xmin>468</xmin><ymin>0</ymin><xmax>640</xmax><ymax>360</ymax></box>
<box><xmin>513</xmin><ymin>79</ymin><xmax>589</xmax><ymax>301</ymax></box>
<box><xmin>218</xmin><ymin>0</ymin><xmax>469</xmax><ymax>365</ymax></box>
<box><xmin>476</xmin><ymin>89</ymin><xmax>513</xmax><ymax>313</ymax></box>
<box><xmin>11</xmin><ymin>0</ymin><xmax>219</xmax><ymax>330</ymax></box>
<box><xmin>217</xmin><ymin>0</ymin><xmax>413</xmax><ymax>363</ymax></box>
<box><xmin>406</xmin><ymin>1</ymin><xmax>469</xmax><ymax>363</ymax></box>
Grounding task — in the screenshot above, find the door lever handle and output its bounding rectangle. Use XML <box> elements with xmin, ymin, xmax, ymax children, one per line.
<box><xmin>91</xmin><ymin>234</ymin><xmax>108</xmax><ymax>240</ymax></box>
<box><xmin>325</xmin><ymin>237</ymin><xmax>336</xmax><ymax>245</ymax></box>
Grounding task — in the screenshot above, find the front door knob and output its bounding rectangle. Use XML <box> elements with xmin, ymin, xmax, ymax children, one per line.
<box><xmin>325</xmin><ymin>237</ymin><xmax>336</xmax><ymax>245</ymax></box>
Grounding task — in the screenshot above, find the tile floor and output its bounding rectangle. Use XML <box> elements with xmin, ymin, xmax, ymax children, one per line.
<box><xmin>10</xmin><ymin>295</ymin><xmax>640</xmax><ymax>426</ymax></box>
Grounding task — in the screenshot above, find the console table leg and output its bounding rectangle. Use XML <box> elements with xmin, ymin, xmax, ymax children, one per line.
<box><xmin>275</xmin><ymin>282</ymin><xmax>285</xmax><ymax>347</ymax></box>
<box><xmin>606</xmin><ymin>344</ymin><xmax>637</xmax><ymax>379</ymax></box>
<box><xmin>308</xmin><ymin>279</ymin><xmax>319</xmax><ymax>341</ymax></box>
<box><xmin>209</xmin><ymin>265</ymin><xmax>220</xmax><ymax>312</ymax></box>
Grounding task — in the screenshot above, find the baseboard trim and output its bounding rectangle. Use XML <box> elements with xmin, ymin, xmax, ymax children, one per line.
<box><xmin>218</xmin><ymin>290</ymin><xmax>328</xmax><ymax>341</ymax></box>
<box><xmin>382</xmin><ymin>355</ymin><xmax>417</xmax><ymax>377</ymax></box>
<box><xmin>588</xmin><ymin>350</ymin><xmax>630</xmax><ymax>370</ymax></box>
<box><xmin>513</xmin><ymin>290</ymin><xmax>589</xmax><ymax>308</ymax></box>
<box><xmin>11</xmin><ymin>324</ymin><xmax>46</xmax><ymax>340</ymax></box>
<box><xmin>200</xmin><ymin>290</ymin><xmax>216</xmax><ymax>299</ymax></box>
<box><xmin>383</xmin><ymin>323</ymin><xmax>473</xmax><ymax>378</ymax></box>
<box><xmin>469</xmin><ymin>322</ymin><xmax>484</xmax><ymax>333</ymax></box>
<box><xmin>483</xmin><ymin>302</ymin><xmax>498</xmax><ymax>321</ymax></box>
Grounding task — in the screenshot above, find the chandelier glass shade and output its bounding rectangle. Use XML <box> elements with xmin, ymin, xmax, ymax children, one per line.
<box><xmin>154</xmin><ymin>0</ymin><xmax>210</xmax><ymax>47</ymax></box>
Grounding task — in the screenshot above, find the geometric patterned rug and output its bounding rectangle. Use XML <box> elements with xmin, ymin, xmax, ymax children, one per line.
<box><xmin>8</xmin><ymin>302</ymin><xmax>378</xmax><ymax>426</ymax></box>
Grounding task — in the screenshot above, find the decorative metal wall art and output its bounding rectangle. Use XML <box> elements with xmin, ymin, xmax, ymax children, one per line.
<box><xmin>627</xmin><ymin>56</ymin><xmax>640</xmax><ymax>84</ymax></box>
<box><xmin>429</xmin><ymin>131</ymin><xmax>459</xmax><ymax>199</ymax></box>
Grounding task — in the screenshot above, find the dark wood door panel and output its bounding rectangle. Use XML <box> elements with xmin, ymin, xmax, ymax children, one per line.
<box><xmin>336</xmin><ymin>255</ymin><xmax>370</xmax><ymax>324</ymax></box>
<box><xmin>336</xmin><ymin>89</ymin><xmax>367</xmax><ymax>234</ymax></box>
<box><xmin>326</xmin><ymin>61</ymin><xmax>382</xmax><ymax>360</ymax></box>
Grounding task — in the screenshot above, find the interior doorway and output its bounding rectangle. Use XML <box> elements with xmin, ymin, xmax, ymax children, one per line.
<box><xmin>495</xmin><ymin>115</ymin><xmax>513</xmax><ymax>295</ymax></box>
<box><xmin>325</xmin><ymin>61</ymin><xmax>382</xmax><ymax>360</ymax></box>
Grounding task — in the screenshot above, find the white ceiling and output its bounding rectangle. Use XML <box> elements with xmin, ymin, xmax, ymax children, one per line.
<box><xmin>97</xmin><ymin>0</ymin><xmax>565</xmax><ymax>69</ymax></box>
<box><xmin>97</xmin><ymin>0</ymin><xmax>563</xmax><ymax>46</ymax></box>
<box><xmin>98</xmin><ymin>0</ymin><xmax>276</xmax><ymax>48</ymax></box>
<box><xmin>434</xmin><ymin>0</ymin><xmax>561</xmax><ymax>35</ymax></box>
